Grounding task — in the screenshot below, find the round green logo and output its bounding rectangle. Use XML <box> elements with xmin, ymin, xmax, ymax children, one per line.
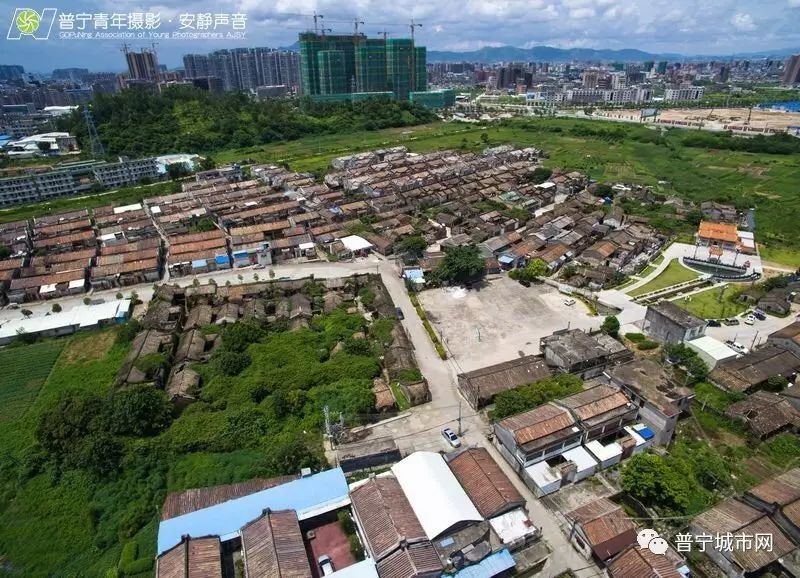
<box><xmin>15</xmin><ymin>9</ymin><xmax>41</xmax><ymax>34</ymax></box>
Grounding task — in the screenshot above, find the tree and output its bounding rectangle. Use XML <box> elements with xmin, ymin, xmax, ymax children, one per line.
<box><xmin>621</xmin><ymin>453</ymin><xmax>691</xmax><ymax>514</ymax></box>
<box><xmin>192</xmin><ymin>278</ymin><xmax>200</xmax><ymax>287</ymax></box>
<box><xmin>601</xmin><ymin>315</ymin><xmax>620</xmax><ymax>338</ymax></box>
<box><xmin>435</xmin><ymin>245</ymin><xmax>486</xmax><ymax>285</ymax></box>
<box><xmin>36</xmin><ymin>141</ymin><xmax>52</xmax><ymax>153</ymax></box>
<box><xmin>221</xmin><ymin>320</ymin><xmax>266</xmax><ymax>353</ymax></box>
<box><xmin>397</xmin><ymin>235</ymin><xmax>428</xmax><ymax>259</ymax></box>
<box><xmin>238</xmin><ymin>274</ymin><xmax>244</xmax><ymax>284</ymax></box>
<box><xmin>104</xmin><ymin>385</ymin><xmax>172</xmax><ymax>437</ymax></box>
<box><xmin>686</xmin><ymin>209</ymin><xmax>704</xmax><ymax>227</ymax></box>
<box><xmin>116</xmin><ymin>292</ymin><xmax>123</xmax><ymax>299</ymax></box>
<box><xmin>21</xmin><ymin>309</ymin><xmax>32</xmax><ymax>318</ymax></box>
<box><xmin>0</xmin><ymin>243</ymin><xmax>10</xmax><ymax>259</ymax></box>
<box><xmin>83</xmin><ymin>297</ymin><xmax>92</xmax><ymax>305</ymax></box>
<box><xmin>253</xmin><ymin>273</ymin><xmax>259</xmax><ymax>281</ymax></box>
<box><xmin>480</xmin><ymin>132</ymin><xmax>489</xmax><ymax>144</ymax></box>
<box><xmin>198</xmin><ymin>156</ymin><xmax>216</xmax><ymax>171</ymax></box>
<box><xmin>51</xmin><ymin>303</ymin><xmax>62</xmax><ymax>313</ymax></box>
<box><xmin>594</xmin><ymin>183</ymin><xmax>613</xmax><ymax>198</ymax></box>
<box><xmin>166</xmin><ymin>162</ymin><xmax>190</xmax><ymax>180</ymax></box>
<box><xmin>269</xmin><ymin>268</ymin><xmax>275</xmax><ymax>279</ymax></box>
<box><xmin>524</xmin><ymin>258</ymin><xmax>548</xmax><ymax>279</ymax></box>
<box><xmin>225</xmin><ymin>280</ymin><xmax>232</xmax><ymax>287</ymax></box>
<box><xmin>766</xmin><ymin>374</ymin><xmax>789</xmax><ymax>392</ymax></box>
<box><xmin>528</xmin><ymin>167</ymin><xmax>553</xmax><ymax>184</ymax></box>
<box><xmin>215</xmin><ymin>351</ymin><xmax>251</xmax><ymax>376</ymax></box>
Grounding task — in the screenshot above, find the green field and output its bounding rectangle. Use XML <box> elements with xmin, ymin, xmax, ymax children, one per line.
<box><xmin>672</xmin><ymin>285</ymin><xmax>749</xmax><ymax>319</ymax></box>
<box><xmin>628</xmin><ymin>259</ymin><xmax>702</xmax><ymax>297</ymax></box>
<box><xmin>0</xmin><ymin>341</ymin><xmax>64</xmax><ymax>422</ymax></box>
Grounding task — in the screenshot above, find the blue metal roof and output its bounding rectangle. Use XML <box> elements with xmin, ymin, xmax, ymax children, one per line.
<box><xmin>404</xmin><ymin>268</ymin><xmax>424</xmax><ymax>280</ymax></box>
<box><xmin>634</xmin><ymin>425</ymin><xmax>655</xmax><ymax>440</ymax></box>
<box><xmin>157</xmin><ymin>467</ymin><xmax>349</xmax><ymax>554</ymax></box>
<box><xmin>497</xmin><ymin>254</ymin><xmax>515</xmax><ymax>264</ymax></box>
<box><xmin>451</xmin><ymin>549</ymin><xmax>515</xmax><ymax>577</ymax></box>
<box><xmin>214</xmin><ymin>255</ymin><xmax>230</xmax><ymax>265</ymax></box>
<box><xmin>191</xmin><ymin>259</ymin><xmax>207</xmax><ymax>268</ymax></box>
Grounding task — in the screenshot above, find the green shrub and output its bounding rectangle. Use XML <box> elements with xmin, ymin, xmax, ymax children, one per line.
<box><xmin>119</xmin><ymin>557</ymin><xmax>153</xmax><ymax>576</ymax></box>
<box><xmin>348</xmin><ymin>534</ymin><xmax>365</xmax><ymax>562</ymax></box>
<box><xmin>338</xmin><ymin>510</ymin><xmax>356</xmax><ymax>536</ymax></box>
<box><xmin>625</xmin><ymin>332</ymin><xmax>645</xmax><ymax>342</ymax></box>
<box><xmin>134</xmin><ymin>352</ymin><xmax>166</xmax><ymax>375</ymax></box>
<box><xmin>119</xmin><ymin>541</ymin><xmax>137</xmax><ymax>567</ymax></box>
<box><xmin>637</xmin><ymin>340</ymin><xmax>659</xmax><ymax>351</ymax></box>
<box><xmin>397</xmin><ymin>368</ymin><xmax>423</xmax><ymax>383</ymax></box>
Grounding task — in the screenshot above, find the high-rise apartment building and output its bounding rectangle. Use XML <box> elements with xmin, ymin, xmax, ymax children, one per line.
<box><xmin>125</xmin><ymin>49</ymin><xmax>159</xmax><ymax>81</ymax></box>
<box><xmin>783</xmin><ymin>55</ymin><xmax>800</xmax><ymax>86</ymax></box>
<box><xmin>182</xmin><ymin>48</ymin><xmax>300</xmax><ymax>93</ymax></box>
<box><xmin>299</xmin><ymin>32</ymin><xmax>426</xmax><ymax>100</ymax></box>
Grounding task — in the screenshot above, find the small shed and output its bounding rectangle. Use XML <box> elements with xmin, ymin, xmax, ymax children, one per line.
<box><xmin>523</xmin><ymin>461</ymin><xmax>562</xmax><ymax>497</ymax></box>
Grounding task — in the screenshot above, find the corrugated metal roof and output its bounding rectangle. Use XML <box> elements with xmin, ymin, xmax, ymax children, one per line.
<box><xmin>391</xmin><ymin>452</ymin><xmax>482</xmax><ymax>540</ymax></box>
<box><xmin>731</xmin><ymin>515</ymin><xmax>796</xmax><ymax>572</ymax></box>
<box><xmin>447</xmin><ymin>448</ymin><xmax>524</xmax><ymax>518</ymax></box>
<box><xmin>157</xmin><ymin>468</ymin><xmax>349</xmax><ymax>554</ymax></box>
<box><xmin>557</xmin><ymin>385</ymin><xmax>631</xmax><ymax>421</ymax></box>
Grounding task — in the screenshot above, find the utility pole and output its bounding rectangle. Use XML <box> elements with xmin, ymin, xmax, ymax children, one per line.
<box><xmin>84</xmin><ymin>106</ymin><xmax>105</xmax><ymax>157</ymax></box>
<box><xmin>750</xmin><ymin>331</ymin><xmax>759</xmax><ymax>352</ymax></box>
<box><xmin>457</xmin><ymin>399</ymin><xmax>462</xmax><ymax>436</ymax></box>
<box><xmin>323</xmin><ymin>404</ymin><xmax>331</xmax><ymax>439</ymax></box>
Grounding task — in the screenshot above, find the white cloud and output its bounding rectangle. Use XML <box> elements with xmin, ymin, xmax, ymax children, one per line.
<box><xmin>788</xmin><ymin>0</ymin><xmax>800</xmax><ymax>7</ymax></box>
<box><xmin>730</xmin><ymin>12</ymin><xmax>756</xmax><ymax>31</ymax></box>
<box><xmin>569</xmin><ymin>7</ymin><xmax>596</xmax><ymax>19</ymax></box>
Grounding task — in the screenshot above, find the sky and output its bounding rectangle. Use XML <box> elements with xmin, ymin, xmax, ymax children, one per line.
<box><xmin>1</xmin><ymin>0</ymin><xmax>799</xmax><ymax>72</ymax></box>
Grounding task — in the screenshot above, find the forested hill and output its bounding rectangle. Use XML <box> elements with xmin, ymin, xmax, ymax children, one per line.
<box><xmin>57</xmin><ymin>86</ymin><xmax>438</xmax><ymax>157</ymax></box>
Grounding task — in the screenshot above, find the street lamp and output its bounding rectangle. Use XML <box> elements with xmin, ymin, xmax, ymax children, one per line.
<box><xmin>732</xmin><ymin>247</ymin><xmax>740</xmax><ymax>268</ymax></box>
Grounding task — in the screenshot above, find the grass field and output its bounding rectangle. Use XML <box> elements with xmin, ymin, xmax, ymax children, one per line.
<box><xmin>0</xmin><ymin>341</ymin><xmax>64</xmax><ymax>422</ymax></box>
<box><xmin>672</xmin><ymin>285</ymin><xmax>749</xmax><ymax>319</ymax></box>
<box><xmin>2</xmin><ymin>116</ymin><xmax>800</xmax><ymax>262</ymax></box>
<box><xmin>628</xmin><ymin>259</ymin><xmax>702</xmax><ymax>297</ymax></box>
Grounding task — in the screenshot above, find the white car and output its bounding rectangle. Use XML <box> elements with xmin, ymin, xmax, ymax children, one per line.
<box><xmin>726</xmin><ymin>340</ymin><xmax>749</xmax><ymax>355</ymax></box>
<box><xmin>442</xmin><ymin>427</ymin><xmax>461</xmax><ymax>448</ymax></box>
<box><xmin>563</xmin><ymin>298</ymin><xmax>576</xmax><ymax>306</ymax></box>
<box><xmin>318</xmin><ymin>555</ymin><xmax>334</xmax><ymax>576</ymax></box>
<box><xmin>744</xmin><ymin>315</ymin><xmax>756</xmax><ymax>325</ymax></box>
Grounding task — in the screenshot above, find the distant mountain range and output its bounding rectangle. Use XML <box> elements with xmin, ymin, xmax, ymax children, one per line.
<box><xmin>280</xmin><ymin>40</ymin><xmax>798</xmax><ymax>63</ymax></box>
<box><xmin>425</xmin><ymin>44</ymin><xmax>800</xmax><ymax>63</ymax></box>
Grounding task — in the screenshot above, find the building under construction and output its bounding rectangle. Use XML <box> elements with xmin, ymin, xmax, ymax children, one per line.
<box><xmin>299</xmin><ymin>32</ymin><xmax>426</xmax><ymax>101</ymax></box>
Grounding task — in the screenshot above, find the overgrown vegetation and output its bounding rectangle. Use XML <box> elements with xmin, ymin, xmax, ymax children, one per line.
<box><xmin>57</xmin><ymin>86</ymin><xmax>436</xmax><ymax>158</ymax></box>
<box><xmin>491</xmin><ymin>374</ymin><xmax>583</xmax><ymax>420</ymax></box>
<box><xmin>408</xmin><ymin>291</ymin><xmax>447</xmax><ymax>359</ymax></box>
<box><xmin>0</xmin><ymin>302</ymin><xmax>392</xmax><ymax>575</ymax></box>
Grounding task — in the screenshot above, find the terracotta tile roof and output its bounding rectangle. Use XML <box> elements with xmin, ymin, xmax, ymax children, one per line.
<box><xmin>168</xmin><ymin>229</ymin><xmax>225</xmax><ymax>246</ymax></box>
<box><xmin>498</xmin><ymin>403</ymin><xmax>576</xmax><ymax>446</ymax></box>
<box><xmin>447</xmin><ymin>447</ymin><xmax>524</xmax><ymax>518</ymax></box>
<box><xmin>568</xmin><ymin>498</ymin><xmax>638</xmax><ymax>560</ymax></box>
<box><xmin>711</xmin><ymin>346</ymin><xmax>800</xmax><ymax>392</ymax></box>
<box><xmin>457</xmin><ymin>355</ymin><xmax>552</xmax><ymax>406</ymax></box>
<box><xmin>698</xmin><ymin>220</ymin><xmax>739</xmax><ymax>244</ymax></box>
<box><xmin>731</xmin><ymin>516</ymin><xmax>796</xmax><ymax>572</ymax></box>
<box><xmin>747</xmin><ymin>468</ymin><xmax>800</xmax><ymax>506</ymax></box>
<box><xmin>376</xmin><ymin>542</ymin><xmax>443</xmax><ymax>578</ymax></box>
<box><xmin>694</xmin><ymin>498</ymin><xmax>762</xmax><ymax>535</ymax></box>
<box><xmin>156</xmin><ymin>536</ymin><xmax>222</xmax><ymax>578</ymax></box>
<box><xmin>170</xmin><ymin>238</ymin><xmax>227</xmax><ymax>256</ymax></box>
<box><xmin>557</xmin><ymin>385</ymin><xmax>631</xmax><ymax>421</ymax></box>
<box><xmin>608</xmin><ymin>544</ymin><xmax>682</xmax><ymax>578</ymax></box>
<box><xmin>725</xmin><ymin>391</ymin><xmax>800</xmax><ymax>438</ymax></box>
<box><xmin>160</xmin><ymin>476</ymin><xmax>297</xmax><ymax>520</ymax></box>
<box><xmin>240</xmin><ymin>509</ymin><xmax>311</xmax><ymax>578</ymax></box>
<box><xmin>350</xmin><ymin>476</ymin><xmax>427</xmax><ymax>561</ymax></box>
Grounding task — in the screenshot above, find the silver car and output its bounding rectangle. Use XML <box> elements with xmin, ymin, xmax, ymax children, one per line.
<box><xmin>442</xmin><ymin>427</ymin><xmax>461</xmax><ymax>448</ymax></box>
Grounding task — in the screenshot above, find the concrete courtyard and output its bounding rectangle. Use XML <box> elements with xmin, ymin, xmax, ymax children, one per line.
<box><xmin>418</xmin><ymin>276</ymin><xmax>600</xmax><ymax>373</ymax></box>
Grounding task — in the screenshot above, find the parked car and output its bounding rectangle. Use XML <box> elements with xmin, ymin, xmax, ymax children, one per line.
<box><xmin>395</xmin><ymin>307</ymin><xmax>404</xmax><ymax>320</ymax></box>
<box><xmin>253</xmin><ymin>264</ymin><xmax>265</xmax><ymax>270</ymax></box>
<box><xmin>563</xmin><ymin>298</ymin><xmax>576</xmax><ymax>306</ymax></box>
<box><xmin>725</xmin><ymin>340</ymin><xmax>749</xmax><ymax>355</ymax></box>
<box><xmin>707</xmin><ymin>319</ymin><xmax>721</xmax><ymax>327</ymax></box>
<box><xmin>442</xmin><ymin>427</ymin><xmax>461</xmax><ymax>448</ymax></box>
<box><xmin>753</xmin><ymin>309</ymin><xmax>767</xmax><ymax>321</ymax></box>
<box><xmin>318</xmin><ymin>555</ymin><xmax>335</xmax><ymax>576</ymax></box>
<box><xmin>519</xmin><ymin>279</ymin><xmax>531</xmax><ymax>287</ymax></box>
<box><xmin>723</xmin><ymin>318</ymin><xmax>740</xmax><ymax>326</ymax></box>
<box><xmin>744</xmin><ymin>315</ymin><xmax>756</xmax><ymax>325</ymax></box>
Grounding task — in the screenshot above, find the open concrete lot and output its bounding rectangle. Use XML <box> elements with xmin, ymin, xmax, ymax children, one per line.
<box><xmin>418</xmin><ymin>277</ymin><xmax>599</xmax><ymax>372</ymax></box>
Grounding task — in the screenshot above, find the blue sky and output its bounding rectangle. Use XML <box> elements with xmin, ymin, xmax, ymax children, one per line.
<box><xmin>1</xmin><ymin>0</ymin><xmax>799</xmax><ymax>71</ymax></box>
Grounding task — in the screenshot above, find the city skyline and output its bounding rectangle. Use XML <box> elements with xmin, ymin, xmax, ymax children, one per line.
<box><xmin>1</xmin><ymin>0</ymin><xmax>800</xmax><ymax>71</ymax></box>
